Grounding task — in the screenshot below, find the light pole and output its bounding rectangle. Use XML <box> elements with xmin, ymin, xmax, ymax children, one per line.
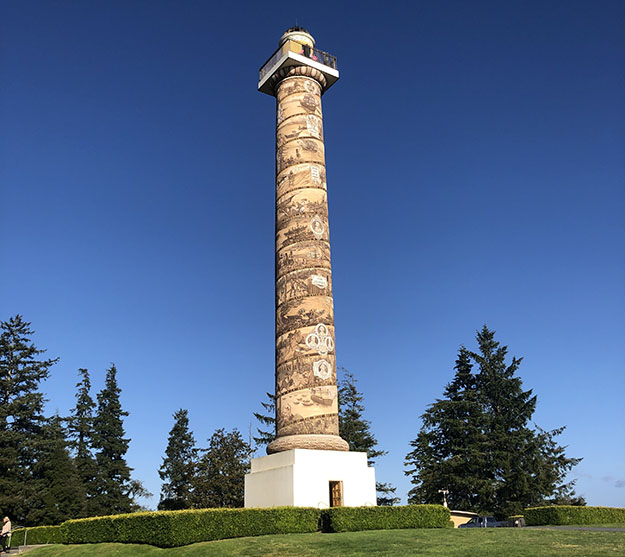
<box><xmin>438</xmin><ymin>489</ymin><xmax>449</xmax><ymax>508</ymax></box>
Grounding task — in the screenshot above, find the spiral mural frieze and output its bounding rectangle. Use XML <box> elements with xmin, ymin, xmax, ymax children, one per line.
<box><xmin>269</xmin><ymin>72</ymin><xmax>347</xmax><ymax>454</ymax></box>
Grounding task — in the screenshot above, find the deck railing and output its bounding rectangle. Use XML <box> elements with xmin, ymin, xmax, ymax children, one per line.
<box><xmin>259</xmin><ymin>40</ymin><xmax>338</xmax><ymax>82</ymax></box>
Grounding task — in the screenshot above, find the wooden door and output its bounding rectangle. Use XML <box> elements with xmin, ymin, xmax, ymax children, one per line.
<box><xmin>329</xmin><ymin>480</ymin><xmax>343</xmax><ymax>507</ymax></box>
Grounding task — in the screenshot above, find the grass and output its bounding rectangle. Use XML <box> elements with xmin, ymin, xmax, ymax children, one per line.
<box><xmin>531</xmin><ymin>523</ymin><xmax>625</xmax><ymax>529</ymax></box>
<box><xmin>581</xmin><ymin>522</ymin><xmax>625</xmax><ymax>528</ymax></box>
<box><xmin>23</xmin><ymin>528</ymin><xmax>625</xmax><ymax>557</ymax></box>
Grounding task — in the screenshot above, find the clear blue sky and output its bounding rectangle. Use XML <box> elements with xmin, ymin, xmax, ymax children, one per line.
<box><xmin>1</xmin><ymin>0</ymin><xmax>623</xmax><ymax>508</ymax></box>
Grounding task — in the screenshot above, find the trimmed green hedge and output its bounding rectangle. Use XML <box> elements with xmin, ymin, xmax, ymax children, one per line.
<box><xmin>524</xmin><ymin>506</ymin><xmax>625</xmax><ymax>526</ymax></box>
<box><xmin>322</xmin><ymin>505</ymin><xmax>450</xmax><ymax>533</ymax></box>
<box><xmin>61</xmin><ymin>507</ymin><xmax>320</xmax><ymax>548</ymax></box>
<box><xmin>9</xmin><ymin>525</ymin><xmax>64</xmax><ymax>546</ymax></box>
<box><xmin>10</xmin><ymin>505</ymin><xmax>451</xmax><ymax>548</ymax></box>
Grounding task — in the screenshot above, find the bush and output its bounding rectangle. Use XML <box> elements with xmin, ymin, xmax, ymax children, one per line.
<box><xmin>164</xmin><ymin>507</ymin><xmax>320</xmax><ymax>547</ymax></box>
<box><xmin>524</xmin><ymin>506</ymin><xmax>625</xmax><ymax>526</ymax></box>
<box><xmin>14</xmin><ymin>504</ymin><xmax>453</xmax><ymax>547</ymax></box>
<box><xmin>9</xmin><ymin>525</ymin><xmax>65</xmax><ymax>546</ymax></box>
<box><xmin>62</xmin><ymin>507</ymin><xmax>320</xmax><ymax>548</ymax></box>
<box><xmin>322</xmin><ymin>505</ymin><xmax>450</xmax><ymax>533</ymax></box>
<box><xmin>60</xmin><ymin>515</ymin><xmax>118</xmax><ymax>544</ymax></box>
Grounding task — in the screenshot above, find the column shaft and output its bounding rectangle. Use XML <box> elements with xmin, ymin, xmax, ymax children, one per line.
<box><xmin>268</xmin><ymin>74</ymin><xmax>348</xmax><ymax>453</ymax></box>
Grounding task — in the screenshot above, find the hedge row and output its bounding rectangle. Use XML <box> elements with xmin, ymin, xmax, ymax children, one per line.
<box><xmin>524</xmin><ymin>506</ymin><xmax>625</xmax><ymax>526</ymax></box>
<box><xmin>9</xmin><ymin>505</ymin><xmax>449</xmax><ymax>548</ymax></box>
<box><xmin>323</xmin><ymin>505</ymin><xmax>450</xmax><ymax>533</ymax></box>
<box><xmin>10</xmin><ymin>525</ymin><xmax>64</xmax><ymax>546</ymax></box>
<box><xmin>61</xmin><ymin>507</ymin><xmax>321</xmax><ymax>548</ymax></box>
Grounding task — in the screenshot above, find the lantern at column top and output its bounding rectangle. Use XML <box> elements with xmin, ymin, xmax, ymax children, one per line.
<box><xmin>258</xmin><ymin>27</ymin><xmax>339</xmax><ymax>95</ymax></box>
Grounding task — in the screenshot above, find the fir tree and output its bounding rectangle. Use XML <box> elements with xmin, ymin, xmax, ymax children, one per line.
<box><xmin>29</xmin><ymin>416</ymin><xmax>86</xmax><ymax>525</ymax></box>
<box><xmin>66</xmin><ymin>368</ymin><xmax>99</xmax><ymax>516</ymax></box>
<box><xmin>405</xmin><ymin>348</ymin><xmax>492</xmax><ymax>510</ymax></box>
<box><xmin>193</xmin><ymin>428</ymin><xmax>250</xmax><ymax>508</ymax></box>
<box><xmin>92</xmin><ymin>364</ymin><xmax>134</xmax><ymax>515</ymax></box>
<box><xmin>127</xmin><ymin>479</ymin><xmax>153</xmax><ymax>511</ymax></box>
<box><xmin>0</xmin><ymin>315</ymin><xmax>58</xmax><ymax>523</ymax></box>
<box><xmin>405</xmin><ymin>326</ymin><xmax>581</xmax><ymax>517</ymax></box>
<box><xmin>158</xmin><ymin>409</ymin><xmax>197</xmax><ymax>510</ymax></box>
<box><xmin>470</xmin><ymin>326</ymin><xmax>580</xmax><ymax>516</ymax></box>
<box><xmin>252</xmin><ymin>391</ymin><xmax>276</xmax><ymax>451</ymax></box>
<box><xmin>338</xmin><ymin>368</ymin><xmax>400</xmax><ymax>506</ymax></box>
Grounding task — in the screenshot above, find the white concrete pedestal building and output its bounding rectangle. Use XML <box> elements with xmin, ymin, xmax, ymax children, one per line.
<box><xmin>245</xmin><ymin>449</ymin><xmax>376</xmax><ymax>508</ymax></box>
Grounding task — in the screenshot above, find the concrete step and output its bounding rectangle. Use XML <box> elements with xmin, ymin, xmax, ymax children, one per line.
<box><xmin>7</xmin><ymin>545</ymin><xmax>47</xmax><ymax>554</ymax></box>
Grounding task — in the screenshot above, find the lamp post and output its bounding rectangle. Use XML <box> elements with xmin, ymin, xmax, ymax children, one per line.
<box><xmin>438</xmin><ymin>488</ymin><xmax>449</xmax><ymax>508</ymax></box>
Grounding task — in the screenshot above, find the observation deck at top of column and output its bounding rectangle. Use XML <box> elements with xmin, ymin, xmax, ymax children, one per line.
<box><xmin>258</xmin><ymin>38</ymin><xmax>339</xmax><ymax>95</ymax></box>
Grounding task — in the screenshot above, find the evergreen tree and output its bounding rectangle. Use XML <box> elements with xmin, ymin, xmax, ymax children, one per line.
<box><xmin>66</xmin><ymin>368</ymin><xmax>99</xmax><ymax>516</ymax></box>
<box><xmin>405</xmin><ymin>326</ymin><xmax>581</xmax><ymax>517</ymax></box>
<box><xmin>158</xmin><ymin>409</ymin><xmax>198</xmax><ymax>510</ymax></box>
<box><xmin>252</xmin><ymin>391</ymin><xmax>276</xmax><ymax>451</ymax></box>
<box><xmin>29</xmin><ymin>416</ymin><xmax>86</xmax><ymax>525</ymax></box>
<box><xmin>193</xmin><ymin>428</ymin><xmax>250</xmax><ymax>508</ymax></box>
<box><xmin>338</xmin><ymin>368</ymin><xmax>400</xmax><ymax>506</ymax></box>
<box><xmin>0</xmin><ymin>315</ymin><xmax>58</xmax><ymax>523</ymax></box>
<box><xmin>126</xmin><ymin>479</ymin><xmax>153</xmax><ymax>511</ymax></box>
<box><xmin>528</xmin><ymin>425</ymin><xmax>583</xmax><ymax>507</ymax></box>
<box><xmin>92</xmin><ymin>364</ymin><xmax>134</xmax><ymax>515</ymax></box>
<box><xmin>405</xmin><ymin>348</ymin><xmax>492</xmax><ymax>510</ymax></box>
<box><xmin>546</xmin><ymin>490</ymin><xmax>586</xmax><ymax>506</ymax></box>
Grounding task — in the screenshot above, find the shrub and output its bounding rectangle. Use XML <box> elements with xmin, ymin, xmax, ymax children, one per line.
<box><xmin>524</xmin><ymin>506</ymin><xmax>625</xmax><ymax>526</ymax></box>
<box><xmin>60</xmin><ymin>515</ymin><xmax>118</xmax><ymax>544</ymax></box>
<box><xmin>9</xmin><ymin>525</ymin><xmax>65</xmax><ymax>546</ymax></box>
<box><xmin>15</xmin><ymin>504</ymin><xmax>453</xmax><ymax>547</ymax></box>
<box><xmin>62</xmin><ymin>507</ymin><xmax>320</xmax><ymax>548</ymax></box>
<box><xmin>322</xmin><ymin>505</ymin><xmax>450</xmax><ymax>533</ymax></box>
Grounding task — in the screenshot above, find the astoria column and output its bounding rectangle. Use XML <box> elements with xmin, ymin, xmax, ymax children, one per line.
<box><xmin>259</xmin><ymin>28</ymin><xmax>349</xmax><ymax>454</ymax></box>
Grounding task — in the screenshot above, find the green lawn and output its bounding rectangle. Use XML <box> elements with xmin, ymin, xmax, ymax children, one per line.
<box><xmin>528</xmin><ymin>523</ymin><xmax>625</xmax><ymax>529</ymax></box>
<box><xmin>24</xmin><ymin>528</ymin><xmax>625</xmax><ymax>557</ymax></box>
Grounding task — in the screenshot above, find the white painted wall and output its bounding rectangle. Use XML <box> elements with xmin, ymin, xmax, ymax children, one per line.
<box><xmin>245</xmin><ymin>449</ymin><xmax>376</xmax><ymax>508</ymax></box>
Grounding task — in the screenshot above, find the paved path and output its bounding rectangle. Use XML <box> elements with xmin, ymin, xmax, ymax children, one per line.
<box><xmin>8</xmin><ymin>545</ymin><xmax>47</xmax><ymax>554</ymax></box>
<box><xmin>529</xmin><ymin>526</ymin><xmax>625</xmax><ymax>532</ymax></box>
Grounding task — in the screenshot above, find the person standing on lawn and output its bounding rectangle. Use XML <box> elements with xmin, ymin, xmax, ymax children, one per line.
<box><xmin>0</xmin><ymin>517</ymin><xmax>11</xmax><ymax>552</ymax></box>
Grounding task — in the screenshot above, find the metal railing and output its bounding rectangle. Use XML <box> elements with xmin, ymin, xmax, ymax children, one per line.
<box><xmin>259</xmin><ymin>40</ymin><xmax>337</xmax><ymax>82</ymax></box>
<box><xmin>6</xmin><ymin>526</ymin><xmax>26</xmax><ymax>552</ymax></box>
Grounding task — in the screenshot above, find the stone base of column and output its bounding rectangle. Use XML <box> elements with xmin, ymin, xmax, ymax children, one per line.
<box><xmin>267</xmin><ymin>434</ymin><xmax>349</xmax><ymax>454</ymax></box>
<box><xmin>244</xmin><ymin>449</ymin><xmax>377</xmax><ymax>508</ymax></box>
